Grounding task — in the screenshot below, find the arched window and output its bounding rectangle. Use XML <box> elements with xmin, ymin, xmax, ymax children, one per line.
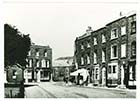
<box><xmin>131</xmin><ymin>41</ymin><xmax>136</xmax><ymax>57</ymax></box>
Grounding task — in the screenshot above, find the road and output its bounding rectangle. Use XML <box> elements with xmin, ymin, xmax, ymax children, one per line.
<box><xmin>25</xmin><ymin>82</ymin><xmax>136</xmax><ymax>98</ymax></box>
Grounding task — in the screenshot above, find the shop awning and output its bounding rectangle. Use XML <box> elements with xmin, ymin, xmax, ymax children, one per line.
<box><xmin>70</xmin><ymin>68</ymin><xmax>89</xmax><ymax>76</ymax></box>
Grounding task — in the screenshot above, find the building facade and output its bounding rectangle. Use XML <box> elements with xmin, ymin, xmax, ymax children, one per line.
<box><xmin>52</xmin><ymin>56</ymin><xmax>75</xmax><ymax>81</ymax></box>
<box><xmin>74</xmin><ymin>13</ymin><xmax>136</xmax><ymax>88</ymax></box>
<box><xmin>24</xmin><ymin>43</ymin><xmax>52</xmax><ymax>83</ymax></box>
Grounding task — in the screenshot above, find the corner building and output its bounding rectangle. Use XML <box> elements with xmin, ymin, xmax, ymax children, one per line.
<box><xmin>74</xmin><ymin>13</ymin><xmax>136</xmax><ymax>88</ymax></box>
<box><xmin>24</xmin><ymin>43</ymin><xmax>52</xmax><ymax>83</ymax></box>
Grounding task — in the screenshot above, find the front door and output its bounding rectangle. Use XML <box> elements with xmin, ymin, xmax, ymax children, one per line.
<box><xmin>102</xmin><ymin>67</ymin><xmax>106</xmax><ymax>86</ymax></box>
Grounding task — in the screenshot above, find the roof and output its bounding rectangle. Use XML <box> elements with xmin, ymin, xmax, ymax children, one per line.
<box><xmin>53</xmin><ymin>56</ymin><xmax>74</xmax><ymax>67</ymax></box>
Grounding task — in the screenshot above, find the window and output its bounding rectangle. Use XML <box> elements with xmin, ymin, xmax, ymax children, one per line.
<box><xmin>87</xmin><ymin>54</ymin><xmax>90</xmax><ymax>64</ymax></box>
<box><xmin>87</xmin><ymin>41</ymin><xmax>90</xmax><ymax>48</ymax></box>
<box><xmin>121</xmin><ymin>44</ymin><xmax>126</xmax><ymax>57</ymax></box>
<box><xmin>121</xmin><ymin>26</ymin><xmax>126</xmax><ymax>35</ymax></box>
<box><xmin>108</xmin><ymin>66</ymin><xmax>111</xmax><ymax>73</ymax></box>
<box><xmin>108</xmin><ymin>65</ymin><xmax>117</xmax><ymax>74</ymax></box>
<box><xmin>102</xmin><ymin>50</ymin><xmax>106</xmax><ymax>62</ymax></box>
<box><xmin>131</xmin><ymin>41</ymin><xmax>136</xmax><ymax>57</ymax></box>
<box><xmin>113</xmin><ymin>66</ymin><xmax>116</xmax><ymax>73</ymax></box>
<box><xmin>47</xmin><ymin>61</ymin><xmax>50</xmax><ymax>68</ymax></box>
<box><xmin>102</xmin><ymin>34</ymin><xmax>106</xmax><ymax>43</ymax></box>
<box><xmin>94</xmin><ymin>37</ymin><xmax>97</xmax><ymax>45</ymax></box>
<box><xmin>94</xmin><ymin>52</ymin><xmax>97</xmax><ymax>64</ymax></box>
<box><xmin>81</xmin><ymin>57</ymin><xmax>84</xmax><ymax>65</ymax></box>
<box><xmin>28</xmin><ymin>51</ymin><xmax>31</xmax><ymax>56</ymax></box>
<box><xmin>26</xmin><ymin>59</ymin><xmax>28</xmax><ymax>67</ymax></box>
<box><xmin>36</xmin><ymin>59</ymin><xmax>40</xmax><ymax>67</ymax></box>
<box><xmin>129</xmin><ymin>66</ymin><xmax>133</xmax><ymax>80</ymax></box>
<box><xmin>131</xmin><ymin>21</ymin><xmax>136</xmax><ymax>34</ymax></box>
<box><xmin>36</xmin><ymin>49</ymin><xmax>39</xmax><ymax>56</ymax></box>
<box><xmin>81</xmin><ymin>43</ymin><xmax>84</xmax><ymax>50</ymax></box>
<box><xmin>111</xmin><ymin>45</ymin><xmax>118</xmax><ymax>59</ymax></box>
<box><xmin>44</xmin><ymin>51</ymin><xmax>47</xmax><ymax>57</ymax></box>
<box><xmin>12</xmin><ymin>70</ymin><xmax>17</xmax><ymax>79</ymax></box>
<box><xmin>95</xmin><ymin>68</ymin><xmax>99</xmax><ymax>79</ymax></box>
<box><xmin>29</xmin><ymin>59</ymin><xmax>32</xmax><ymax>67</ymax></box>
<box><xmin>111</xmin><ymin>28</ymin><xmax>118</xmax><ymax>39</ymax></box>
<box><xmin>42</xmin><ymin>59</ymin><xmax>46</xmax><ymax>67</ymax></box>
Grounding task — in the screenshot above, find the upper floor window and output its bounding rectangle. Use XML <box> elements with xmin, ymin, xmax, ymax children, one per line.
<box><xmin>81</xmin><ymin>57</ymin><xmax>84</xmax><ymax>65</ymax></box>
<box><xmin>26</xmin><ymin>59</ymin><xmax>28</xmax><ymax>67</ymax></box>
<box><xmin>111</xmin><ymin>28</ymin><xmax>118</xmax><ymax>39</ymax></box>
<box><xmin>94</xmin><ymin>52</ymin><xmax>97</xmax><ymax>64</ymax></box>
<box><xmin>102</xmin><ymin>34</ymin><xmax>106</xmax><ymax>43</ymax></box>
<box><xmin>41</xmin><ymin>59</ymin><xmax>46</xmax><ymax>67</ymax></box>
<box><xmin>102</xmin><ymin>49</ymin><xmax>106</xmax><ymax>62</ymax></box>
<box><xmin>94</xmin><ymin>37</ymin><xmax>97</xmax><ymax>45</ymax></box>
<box><xmin>47</xmin><ymin>61</ymin><xmax>50</xmax><ymax>68</ymax></box>
<box><xmin>121</xmin><ymin>44</ymin><xmax>126</xmax><ymax>57</ymax></box>
<box><xmin>36</xmin><ymin>49</ymin><xmax>39</xmax><ymax>56</ymax></box>
<box><xmin>111</xmin><ymin>45</ymin><xmax>118</xmax><ymax>59</ymax></box>
<box><xmin>131</xmin><ymin>41</ymin><xmax>136</xmax><ymax>57</ymax></box>
<box><xmin>87</xmin><ymin>54</ymin><xmax>90</xmax><ymax>64</ymax></box>
<box><xmin>87</xmin><ymin>41</ymin><xmax>90</xmax><ymax>48</ymax></box>
<box><xmin>81</xmin><ymin>43</ymin><xmax>84</xmax><ymax>50</ymax></box>
<box><xmin>131</xmin><ymin>21</ymin><xmax>136</xmax><ymax>34</ymax></box>
<box><xmin>29</xmin><ymin>59</ymin><xmax>32</xmax><ymax>67</ymax></box>
<box><xmin>28</xmin><ymin>51</ymin><xmax>31</xmax><ymax>56</ymax></box>
<box><xmin>44</xmin><ymin>50</ymin><xmax>47</xmax><ymax>57</ymax></box>
<box><xmin>121</xmin><ymin>26</ymin><xmax>126</xmax><ymax>35</ymax></box>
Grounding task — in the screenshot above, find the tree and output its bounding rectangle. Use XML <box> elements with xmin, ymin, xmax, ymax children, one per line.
<box><xmin>4</xmin><ymin>24</ymin><xmax>31</xmax><ymax>67</ymax></box>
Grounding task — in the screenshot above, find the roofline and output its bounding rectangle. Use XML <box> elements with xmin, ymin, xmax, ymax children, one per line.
<box><xmin>106</xmin><ymin>16</ymin><xmax>126</xmax><ymax>26</ymax></box>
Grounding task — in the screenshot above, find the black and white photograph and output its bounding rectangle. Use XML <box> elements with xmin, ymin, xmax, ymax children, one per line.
<box><xmin>1</xmin><ymin>0</ymin><xmax>139</xmax><ymax>99</ymax></box>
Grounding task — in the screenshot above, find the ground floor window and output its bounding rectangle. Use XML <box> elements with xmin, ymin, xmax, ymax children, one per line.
<box><xmin>41</xmin><ymin>71</ymin><xmax>49</xmax><ymax>78</ymax></box>
<box><xmin>129</xmin><ymin>65</ymin><xmax>136</xmax><ymax>80</ymax></box>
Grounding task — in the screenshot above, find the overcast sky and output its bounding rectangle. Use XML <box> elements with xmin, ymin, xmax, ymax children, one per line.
<box><xmin>4</xmin><ymin>1</ymin><xmax>137</xmax><ymax>60</ymax></box>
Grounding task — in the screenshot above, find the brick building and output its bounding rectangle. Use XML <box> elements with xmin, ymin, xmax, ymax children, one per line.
<box><xmin>24</xmin><ymin>43</ymin><xmax>52</xmax><ymax>82</ymax></box>
<box><xmin>74</xmin><ymin>13</ymin><xmax>136</xmax><ymax>88</ymax></box>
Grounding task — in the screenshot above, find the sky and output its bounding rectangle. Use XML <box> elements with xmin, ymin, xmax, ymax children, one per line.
<box><xmin>3</xmin><ymin>0</ymin><xmax>137</xmax><ymax>60</ymax></box>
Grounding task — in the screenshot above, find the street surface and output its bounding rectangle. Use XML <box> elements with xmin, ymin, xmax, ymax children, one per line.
<box><xmin>25</xmin><ymin>82</ymin><xmax>136</xmax><ymax>98</ymax></box>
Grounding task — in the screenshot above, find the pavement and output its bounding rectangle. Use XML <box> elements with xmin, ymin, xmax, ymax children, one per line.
<box><xmin>24</xmin><ymin>81</ymin><xmax>136</xmax><ymax>98</ymax></box>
